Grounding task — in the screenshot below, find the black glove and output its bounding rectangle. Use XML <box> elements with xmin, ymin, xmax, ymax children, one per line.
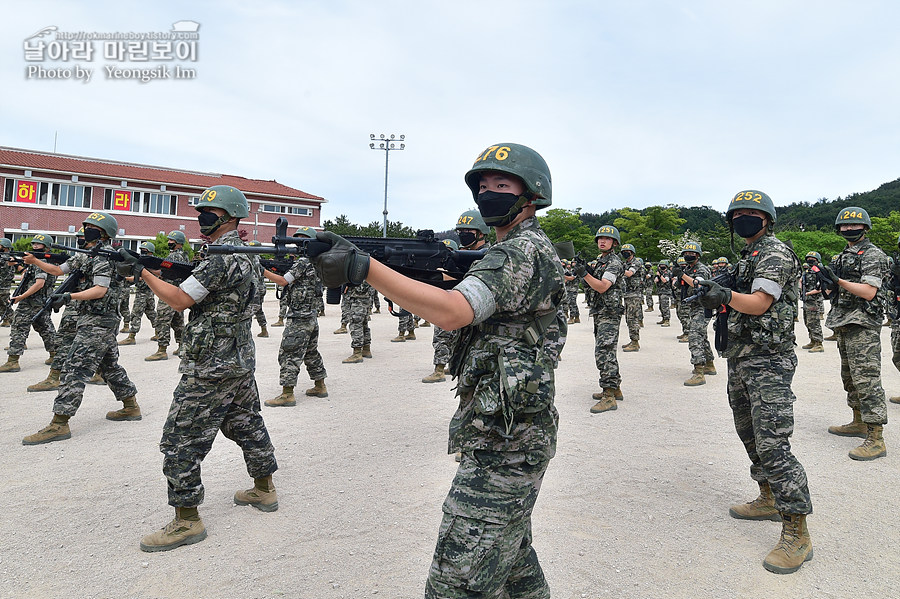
<box><xmin>672</xmin><ymin>267</ymin><xmax>683</xmax><ymax>281</ymax></box>
<box><xmin>813</xmin><ymin>264</ymin><xmax>839</xmax><ymax>289</ymax></box>
<box><xmin>572</xmin><ymin>262</ymin><xmax>587</xmax><ymax>278</ymax></box>
<box><xmin>696</xmin><ymin>279</ymin><xmax>732</xmax><ymax>310</ymax></box>
<box><xmin>116</xmin><ymin>248</ymin><xmax>144</xmax><ymax>279</ymax></box>
<box><xmin>49</xmin><ymin>292</ymin><xmax>71</xmax><ymax>311</ymax></box>
<box><xmin>309</xmin><ymin>231</ymin><xmax>370</xmax><ymax>288</ymax></box>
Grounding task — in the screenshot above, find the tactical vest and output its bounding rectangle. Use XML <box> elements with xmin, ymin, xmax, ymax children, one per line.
<box><xmin>832</xmin><ymin>242</ymin><xmax>884</xmax><ymax>322</ymax></box>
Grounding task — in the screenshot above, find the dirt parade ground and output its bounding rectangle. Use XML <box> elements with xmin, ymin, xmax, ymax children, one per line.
<box><xmin>1</xmin><ymin>294</ymin><xmax>899</xmax><ymax>599</ymax></box>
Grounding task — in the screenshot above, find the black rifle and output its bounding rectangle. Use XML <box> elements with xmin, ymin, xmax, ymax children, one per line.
<box><xmin>51</xmin><ymin>244</ymin><xmax>195</xmax><ymax>284</ymax></box>
<box><xmin>259</xmin><ymin>257</ymin><xmax>296</xmax><ymax>276</ymax></box>
<box><xmin>31</xmin><ymin>269</ymin><xmax>84</xmax><ymax>324</ymax></box>
<box><xmin>6</xmin><ymin>251</ymin><xmax>69</xmax><ymax>266</ymax></box>
<box><xmin>809</xmin><ymin>264</ymin><xmax>838</xmax><ymax>300</ymax></box>
<box><xmin>205</xmin><ymin>217</ymin><xmax>488</xmax><ymax>290</ymax></box>
<box><xmin>684</xmin><ymin>270</ymin><xmax>736</xmax><ymax>351</ymax></box>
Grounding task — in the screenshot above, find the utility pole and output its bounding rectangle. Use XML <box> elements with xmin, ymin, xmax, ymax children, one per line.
<box><xmin>369</xmin><ymin>133</ymin><xmax>405</xmax><ymax>237</ymax></box>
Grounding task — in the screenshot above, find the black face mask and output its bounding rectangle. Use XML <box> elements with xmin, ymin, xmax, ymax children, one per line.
<box><xmin>622</xmin><ymin>251</ymin><xmax>633</xmax><ymax>260</ymax></box>
<box><xmin>83</xmin><ymin>228</ymin><xmax>102</xmax><ymax>242</ymax></box>
<box><xmin>806</xmin><ymin>260</ymin><xmax>817</xmax><ymax>266</ymax></box>
<box><xmin>76</xmin><ymin>238</ymin><xmax>86</xmax><ymax>248</ymax></box>
<box><xmin>683</xmin><ymin>254</ymin><xmax>698</xmax><ymax>263</ymax></box>
<box><xmin>475</xmin><ymin>191</ymin><xmax>526</xmax><ymax>227</ymax></box>
<box><xmin>167</xmin><ymin>242</ymin><xmax>177</xmax><ymax>250</ymax></box>
<box><xmin>198</xmin><ymin>211</ymin><xmax>229</xmax><ymax>236</ymax></box>
<box><xmin>732</xmin><ymin>215</ymin><xmax>765</xmax><ymax>238</ymax></box>
<box><xmin>840</xmin><ymin>228</ymin><xmax>865</xmax><ymax>242</ymax></box>
<box><xmin>457</xmin><ymin>231</ymin><xmax>477</xmax><ymax>249</ymax></box>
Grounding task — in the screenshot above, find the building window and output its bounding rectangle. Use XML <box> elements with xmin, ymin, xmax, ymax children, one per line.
<box><xmin>3</xmin><ymin>180</ymin><xmax>90</xmax><ymax>207</ymax></box>
<box><xmin>103</xmin><ymin>189</ymin><xmax>176</xmax><ymax>214</ymax></box>
<box><xmin>50</xmin><ymin>183</ymin><xmax>92</xmax><ymax>208</ymax></box>
<box><xmin>261</xmin><ymin>204</ymin><xmax>312</xmax><ymax>217</ymax></box>
<box><xmin>188</xmin><ymin>196</ymin><xmax>200</xmax><ymax>206</ymax></box>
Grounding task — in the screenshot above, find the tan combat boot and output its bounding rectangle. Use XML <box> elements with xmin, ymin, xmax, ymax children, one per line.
<box><xmin>406</xmin><ymin>331</ymin><xmax>416</xmax><ymax>340</ymax></box>
<box><xmin>422</xmin><ymin>364</ymin><xmax>447</xmax><ymax>383</ymax></box>
<box><xmin>172</xmin><ymin>345</ymin><xmax>181</xmax><ymax>356</ymax></box>
<box><xmin>613</xmin><ymin>387</ymin><xmax>623</xmax><ymax>401</ymax></box>
<box><xmin>703</xmin><ymin>361</ymin><xmax>717</xmax><ymax>375</ymax></box>
<box><xmin>0</xmin><ymin>318</ymin><xmax>10</xmax><ymax>327</ymax></box>
<box><xmin>590</xmin><ymin>389</ymin><xmax>618</xmax><ymax>413</ymax></box>
<box><xmin>305</xmin><ymin>379</ymin><xmax>328</xmax><ymax>397</ymax></box>
<box><xmin>661</xmin><ymin>320</ymin><xmax>670</xmax><ymax>327</ymax></box>
<box><xmin>808</xmin><ymin>342</ymin><xmax>824</xmax><ymax>353</ymax></box>
<box><xmin>144</xmin><ymin>345</ymin><xmax>168</xmax><ymax>361</ymax></box>
<box><xmin>729</xmin><ymin>481</ymin><xmax>780</xmax><ymax>521</ymax></box>
<box><xmin>44</xmin><ymin>351</ymin><xmax>56</xmax><ymax>365</ymax></box>
<box><xmin>801</xmin><ymin>341</ymin><xmax>814</xmax><ymax>349</ymax></box>
<box><xmin>567</xmin><ymin>316</ymin><xmax>575</xmax><ymax>325</ymax></box>
<box><xmin>86</xmin><ymin>371</ymin><xmax>105</xmax><ymax>385</ymax></box>
<box><xmin>235</xmin><ymin>475</ymin><xmax>279</xmax><ymax>512</ymax></box>
<box><xmin>890</xmin><ymin>396</ymin><xmax>900</xmax><ymax>404</ymax></box>
<box><xmin>763</xmin><ymin>513</ymin><xmax>813</xmax><ymax>574</ymax></box>
<box><xmin>273</xmin><ymin>318</ymin><xmax>284</xmax><ymax>327</ymax></box>
<box><xmin>0</xmin><ymin>355</ymin><xmax>21</xmax><ymax>373</ymax></box>
<box><xmin>824</xmin><ymin>333</ymin><xmax>837</xmax><ymax>341</ymax></box>
<box><xmin>27</xmin><ymin>369</ymin><xmax>61</xmax><ymax>392</ymax></box>
<box><xmin>140</xmin><ymin>507</ymin><xmax>206</xmax><ymax>553</ymax></box>
<box><xmin>23</xmin><ymin>414</ymin><xmax>71</xmax><ymax>445</ymax></box>
<box><xmin>118</xmin><ymin>333</ymin><xmax>136</xmax><ymax>346</ymax></box>
<box><xmin>678</xmin><ymin>334</ymin><xmax>689</xmax><ymax>343</ymax></box>
<box><xmin>573</xmin><ymin>315</ymin><xmax>580</xmax><ymax>323</ymax></box>
<box><xmin>684</xmin><ymin>365</ymin><xmax>706</xmax><ymax>386</ymax></box>
<box><xmin>106</xmin><ymin>396</ymin><xmax>142</xmax><ymax>421</ymax></box>
<box><xmin>265</xmin><ymin>386</ymin><xmax>296</xmax><ymax>407</ymax></box>
<box><xmin>645</xmin><ymin>306</ymin><xmax>654</xmax><ymax>312</ymax></box>
<box><xmin>419</xmin><ymin>321</ymin><xmax>431</xmax><ymax>328</ymax></box>
<box><xmin>343</xmin><ymin>348</ymin><xmax>364</xmax><ymax>364</ymax></box>
<box><xmin>119</xmin><ymin>323</ymin><xmax>130</xmax><ymax>333</ymax></box>
<box><xmin>257</xmin><ymin>326</ymin><xmax>269</xmax><ymax>338</ymax></box>
<box><xmin>361</xmin><ymin>344</ymin><xmax>372</xmax><ymax>358</ymax></box>
<box><xmin>827</xmin><ymin>408</ymin><xmax>867</xmax><ymax>438</ymax></box>
<box><xmin>622</xmin><ymin>340</ymin><xmax>640</xmax><ymax>352</ymax></box>
<box><xmin>849</xmin><ymin>424</ymin><xmax>887</xmax><ymax>461</ymax></box>
<box><xmin>333</xmin><ymin>324</ymin><xmax>348</xmax><ymax>334</ymax></box>
<box><xmin>390</xmin><ymin>334</ymin><xmax>406</xmax><ymax>343</ymax></box>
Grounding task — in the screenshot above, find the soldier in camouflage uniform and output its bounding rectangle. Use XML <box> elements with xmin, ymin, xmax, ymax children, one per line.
<box><xmin>342</xmin><ymin>281</ymin><xmax>373</xmax><ymax>363</ymax></box>
<box><xmin>0</xmin><ymin>238</ymin><xmax>16</xmax><ymax>325</ymax></box>
<box><xmin>391</xmin><ymin>304</ymin><xmax>417</xmax><ymax>342</ymax></box>
<box><xmin>22</xmin><ymin>213</ymin><xmax>140</xmax><ymax>445</ymax></box>
<box><xmin>655</xmin><ymin>259</ymin><xmax>672</xmax><ymax>326</ymax></box>
<box><xmin>423</xmin><ymin>238</ymin><xmax>469</xmax><ymax>384</ymax></box>
<box><xmin>673</xmin><ymin>256</ymin><xmax>689</xmax><ymax>340</ymax></box>
<box><xmin>312</xmin><ymin>142</ymin><xmax>564</xmax><ymax>598</ymax></box>
<box><xmin>262</xmin><ymin>226</ymin><xmax>328</xmax><ymax>406</ymax></box>
<box><xmin>147</xmin><ymin>231</ymin><xmax>189</xmax><ymax>361</ymax></box>
<box><xmin>247</xmin><ymin>241</ymin><xmax>269</xmax><ymax>338</ymax></box>
<box><xmin>369</xmin><ymin>284</ymin><xmax>380</xmax><ymax>314</ymax></box>
<box><xmin>137</xmin><ymin>186</ymin><xmax>278</xmax><ymax>552</ymax></box>
<box><xmin>578</xmin><ymin>225</ymin><xmax>625</xmax><ymax>413</ymax></box>
<box><xmin>643</xmin><ymin>261</ymin><xmax>655</xmax><ymax>311</ymax></box>
<box><xmin>334</xmin><ymin>287</ymin><xmax>350</xmax><ymax>334</ymax></box>
<box><xmin>620</xmin><ymin>244</ymin><xmax>644</xmax><ymax>352</ymax></box>
<box><xmin>676</xmin><ymin>242</ymin><xmax>716</xmax><ymax>386</ymax></box>
<box><xmin>818</xmin><ymin>207</ymin><xmax>889</xmax><ymax>461</ymax></box>
<box><xmin>561</xmin><ymin>258</ymin><xmax>582</xmax><ymax>324</ymax></box>
<box><xmin>0</xmin><ymin>234</ymin><xmax>58</xmax><ymax>373</ymax></box>
<box><xmin>888</xmin><ymin>241</ymin><xmax>900</xmax><ymax>404</ymax></box>
<box><xmin>697</xmin><ymin>190</ymin><xmax>812</xmax><ymax>574</ymax></box>
<box><xmin>118</xmin><ymin>242</ymin><xmax>158</xmax><ymax>346</ymax></box>
<box><xmin>118</xmin><ymin>277</ymin><xmax>132</xmax><ymax>333</ymax></box>
<box><xmin>800</xmin><ymin>251</ymin><xmax>825</xmax><ymax>352</ymax></box>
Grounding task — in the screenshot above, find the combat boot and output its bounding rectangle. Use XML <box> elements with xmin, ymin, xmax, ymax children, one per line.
<box><xmin>678</xmin><ymin>334</ymin><xmax>689</xmax><ymax>343</ymax></box>
<box><xmin>622</xmin><ymin>340</ymin><xmax>640</xmax><ymax>352</ymax></box>
<box><xmin>422</xmin><ymin>364</ymin><xmax>447</xmax><ymax>383</ymax></box>
<box><xmin>265</xmin><ymin>386</ymin><xmax>296</xmax><ymax>407</ymax></box>
<box><xmin>172</xmin><ymin>345</ymin><xmax>181</xmax><ymax>356</ymax></box>
<box><xmin>106</xmin><ymin>396</ymin><xmax>142</xmax><ymax>421</ymax></box>
<box><xmin>86</xmin><ymin>371</ymin><xmax>105</xmax><ymax>385</ymax></box>
<box><xmin>567</xmin><ymin>316</ymin><xmax>575</xmax><ymax>324</ymax></box>
<box><xmin>763</xmin><ymin>513</ymin><xmax>813</xmax><ymax>574</ymax></box>
<box><xmin>144</xmin><ymin>345</ymin><xmax>168</xmax><ymax>361</ymax></box>
<box><xmin>808</xmin><ymin>342</ymin><xmax>824</xmax><ymax>353</ymax></box>
<box><xmin>119</xmin><ymin>323</ymin><xmax>130</xmax><ymax>333</ymax></box>
<box><xmin>801</xmin><ymin>341</ymin><xmax>814</xmax><ymax>350</ymax></box>
<box><xmin>257</xmin><ymin>326</ymin><xmax>269</xmax><ymax>338</ymax></box>
<box><xmin>890</xmin><ymin>396</ymin><xmax>900</xmax><ymax>404</ymax></box>
<box><xmin>150</xmin><ymin>334</ymin><xmax>158</xmax><ymax>341</ymax></box>
<box><xmin>419</xmin><ymin>321</ymin><xmax>431</xmax><ymax>328</ymax></box>
<box><xmin>235</xmin><ymin>475</ymin><xmax>279</xmax><ymax>512</ymax></box>
<box><xmin>342</xmin><ymin>348</ymin><xmax>364</xmax><ymax>364</ymax></box>
<box><xmin>44</xmin><ymin>351</ymin><xmax>56</xmax><ymax>365</ymax></box>
<box><xmin>118</xmin><ymin>333</ymin><xmax>136</xmax><ymax>346</ymax></box>
<box><xmin>827</xmin><ymin>408</ymin><xmax>867</xmax><ymax>438</ymax></box>
<box><xmin>305</xmin><ymin>379</ymin><xmax>328</xmax><ymax>397</ymax></box>
<box><xmin>23</xmin><ymin>414</ymin><xmax>71</xmax><ymax>445</ymax></box>
<box><xmin>645</xmin><ymin>306</ymin><xmax>654</xmax><ymax>312</ymax></box>
<box><xmin>0</xmin><ymin>318</ymin><xmax>10</xmax><ymax>327</ymax></box>
<box><xmin>849</xmin><ymin>424</ymin><xmax>887</xmax><ymax>461</ymax></box>
<box><xmin>572</xmin><ymin>315</ymin><xmax>580</xmax><ymax>323</ymax></box>
<box><xmin>684</xmin><ymin>365</ymin><xmax>706</xmax><ymax>386</ymax></box>
<box><xmin>657</xmin><ymin>318</ymin><xmax>666</xmax><ymax>325</ymax></box>
<box><xmin>613</xmin><ymin>387</ymin><xmax>624</xmax><ymax>401</ymax></box>
<box><xmin>333</xmin><ymin>325</ymin><xmax>348</xmax><ymax>334</ymax></box>
<box><xmin>373</xmin><ymin>306</ymin><xmax>380</xmax><ymax>314</ymax></box>
<box><xmin>140</xmin><ymin>507</ymin><xmax>206</xmax><ymax>553</ymax></box>
<box><xmin>661</xmin><ymin>320</ymin><xmax>670</xmax><ymax>327</ymax></box>
<box><xmin>590</xmin><ymin>389</ymin><xmax>617</xmax><ymax>413</ymax></box>
<box><xmin>0</xmin><ymin>355</ymin><xmax>20</xmax><ymax>373</ymax></box>
<box><xmin>390</xmin><ymin>334</ymin><xmax>406</xmax><ymax>342</ymax></box>
<box><xmin>361</xmin><ymin>344</ymin><xmax>372</xmax><ymax>358</ymax></box>
<box><xmin>729</xmin><ymin>481</ymin><xmax>780</xmax><ymax>521</ymax></box>
<box><xmin>824</xmin><ymin>333</ymin><xmax>837</xmax><ymax>341</ymax></box>
<box><xmin>703</xmin><ymin>361</ymin><xmax>717</xmax><ymax>375</ymax></box>
<box><xmin>406</xmin><ymin>331</ymin><xmax>416</xmax><ymax>340</ymax></box>
<box><xmin>273</xmin><ymin>318</ymin><xmax>285</xmax><ymax>327</ymax></box>
<box><xmin>27</xmin><ymin>369</ymin><xmax>61</xmax><ymax>392</ymax></box>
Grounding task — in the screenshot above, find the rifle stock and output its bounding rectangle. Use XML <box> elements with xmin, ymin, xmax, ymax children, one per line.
<box><xmin>32</xmin><ymin>269</ymin><xmax>83</xmax><ymax>324</ymax></box>
<box><xmin>51</xmin><ymin>244</ymin><xmax>194</xmax><ymax>284</ymax></box>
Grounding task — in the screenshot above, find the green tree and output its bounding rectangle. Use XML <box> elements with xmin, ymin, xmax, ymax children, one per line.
<box><xmin>775</xmin><ymin>230</ymin><xmax>846</xmax><ymax>263</ymax></box>
<box><xmin>613</xmin><ymin>206</ymin><xmax>686</xmax><ymax>261</ymax></box>
<box><xmin>537</xmin><ymin>208</ymin><xmax>595</xmax><ymax>258</ymax></box>
<box><xmin>322</xmin><ymin>214</ymin><xmax>359</xmax><ymax>236</ymax></box>
<box><xmin>868</xmin><ymin>211</ymin><xmax>900</xmax><ymax>254</ymax></box>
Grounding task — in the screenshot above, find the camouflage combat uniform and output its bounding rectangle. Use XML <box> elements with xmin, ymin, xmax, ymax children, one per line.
<box><xmin>129</xmin><ymin>274</ymin><xmax>157</xmax><ymax>334</ymax></box>
<box><xmin>154</xmin><ymin>247</ymin><xmax>189</xmax><ymax>349</ymax></box>
<box><xmin>0</xmin><ymin>257</ymin><xmax>15</xmax><ymax>322</ymax></box>
<box><xmin>680</xmin><ymin>261</ymin><xmax>714</xmax><ymax>365</ymax></box>
<box><xmin>160</xmin><ymin>229</ymin><xmax>276</xmax><ymax>508</ymax></box>
<box><xmin>369</xmin><ymin>284</ymin><xmax>379</xmax><ymax>313</ymax></box>
<box><xmin>673</xmin><ymin>271</ymin><xmax>687</xmax><ymax>335</ymax></box>
<box><xmin>345</xmin><ymin>282</ymin><xmax>373</xmax><ymax>350</ymax></box>
<box><xmin>426</xmin><ymin>217</ymin><xmax>565</xmax><ymax>598</ymax></box>
<box><xmin>826</xmin><ymin>239</ymin><xmax>889</xmax><ymax>425</ymax></box>
<box><xmin>801</xmin><ymin>266</ymin><xmax>824</xmax><ymax>344</ymax></box>
<box><xmin>118</xmin><ymin>278</ymin><xmax>132</xmax><ymax>326</ymax></box>
<box><xmin>50</xmin><ymin>253</ymin><xmax>92</xmax><ymax>373</ymax></box>
<box><xmin>7</xmin><ymin>263</ymin><xmax>57</xmax><ymax>357</ymax></box>
<box><xmin>250</xmin><ymin>258</ymin><xmax>269</xmax><ymax>328</ymax></box>
<box><xmin>432</xmin><ymin>326</ymin><xmax>456</xmax><ymax>366</ymax></box>
<box><xmin>587</xmin><ymin>251</ymin><xmax>624</xmax><ymax>390</ymax></box>
<box><xmin>622</xmin><ymin>256</ymin><xmax>644</xmax><ymax>342</ymax></box>
<box><xmin>397</xmin><ymin>310</ymin><xmax>415</xmax><ymax>336</ymax></box>
<box><xmin>725</xmin><ymin>234</ymin><xmax>811</xmax><ymax>515</ymax></box>
<box><xmin>889</xmin><ymin>261</ymin><xmax>900</xmax><ymax>386</ymax></box>
<box><xmin>278</xmin><ymin>257</ymin><xmax>327</xmax><ymax>387</ymax></box>
<box><xmin>644</xmin><ymin>266</ymin><xmax>654</xmax><ymax>310</ymax></box>
<box><xmin>52</xmin><ymin>247</ymin><xmax>137</xmax><ymax>416</ymax></box>
<box><xmin>339</xmin><ymin>288</ymin><xmax>351</xmax><ymax>328</ymax></box>
<box><xmin>562</xmin><ymin>259</ymin><xmax>581</xmax><ymax>321</ymax></box>
<box><xmin>655</xmin><ymin>269</ymin><xmax>672</xmax><ymax>323</ymax></box>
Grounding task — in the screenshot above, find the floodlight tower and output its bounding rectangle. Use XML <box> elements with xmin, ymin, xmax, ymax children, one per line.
<box><xmin>369</xmin><ymin>133</ymin><xmax>405</xmax><ymax>237</ymax></box>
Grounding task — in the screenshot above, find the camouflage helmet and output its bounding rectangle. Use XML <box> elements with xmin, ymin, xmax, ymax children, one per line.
<box><xmin>805</xmin><ymin>251</ymin><xmax>821</xmax><ymax>263</ymax></box>
<box><xmin>726</xmin><ymin>190</ymin><xmax>777</xmax><ymax>224</ymax></box>
<box><xmin>83</xmin><ymin>211</ymin><xmax>118</xmax><ymax>239</ymax></box>
<box><xmin>716</xmin><ymin>256</ymin><xmax>727</xmax><ymax>265</ymax></box>
<box><xmin>195</xmin><ymin>185</ymin><xmax>249</xmax><ymax>218</ymax></box>
<box><xmin>247</xmin><ymin>240</ymin><xmax>262</xmax><ymax>247</ymax></box>
<box><xmin>76</xmin><ymin>227</ymin><xmax>84</xmax><ymax>238</ymax></box>
<box><xmin>621</xmin><ymin>243</ymin><xmax>636</xmax><ymax>253</ymax></box>
<box><xmin>139</xmin><ymin>241</ymin><xmax>156</xmax><ymax>253</ymax></box>
<box><xmin>31</xmin><ymin>233</ymin><xmax>53</xmax><ymax>247</ymax></box>
<box><xmin>834</xmin><ymin>206</ymin><xmax>871</xmax><ymax>230</ymax></box>
<box><xmin>594</xmin><ymin>225</ymin><xmax>620</xmax><ymax>245</ymax></box>
<box><xmin>0</xmin><ymin>238</ymin><xmax>12</xmax><ymax>249</ymax></box>
<box><xmin>441</xmin><ymin>238</ymin><xmax>460</xmax><ymax>251</ymax></box>
<box><xmin>294</xmin><ymin>226</ymin><xmax>317</xmax><ymax>239</ymax></box>
<box><xmin>455</xmin><ymin>210</ymin><xmax>490</xmax><ymax>234</ymax></box>
<box><xmin>167</xmin><ymin>230</ymin><xmax>187</xmax><ymax>245</ymax></box>
<box><xmin>658</xmin><ymin>259</ymin><xmax>671</xmax><ymax>267</ymax></box>
<box><xmin>464</xmin><ymin>143</ymin><xmax>551</xmax><ymax>207</ymax></box>
<box><xmin>681</xmin><ymin>241</ymin><xmax>702</xmax><ymax>255</ymax></box>
<box><xmin>676</xmin><ymin>256</ymin><xmax>686</xmax><ymax>266</ymax></box>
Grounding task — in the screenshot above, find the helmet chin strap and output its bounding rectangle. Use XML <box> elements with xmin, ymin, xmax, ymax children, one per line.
<box><xmin>482</xmin><ymin>195</ymin><xmax>530</xmax><ymax>226</ymax></box>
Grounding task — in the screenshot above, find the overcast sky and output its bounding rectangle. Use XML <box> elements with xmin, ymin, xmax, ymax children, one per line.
<box><xmin>2</xmin><ymin>1</ymin><xmax>899</xmax><ymax>231</ymax></box>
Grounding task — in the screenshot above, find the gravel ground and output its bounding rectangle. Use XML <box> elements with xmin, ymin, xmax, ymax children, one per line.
<box><xmin>0</xmin><ymin>296</ymin><xmax>898</xmax><ymax>599</ymax></box>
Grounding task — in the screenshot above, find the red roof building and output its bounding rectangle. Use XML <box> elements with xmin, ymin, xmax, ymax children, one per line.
<box><xmin>0</xmin><ymin>146</ymin><xmax>326</xmax><ymax>250</ymax></box>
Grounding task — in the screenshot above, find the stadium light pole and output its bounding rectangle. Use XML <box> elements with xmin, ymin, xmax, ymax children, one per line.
<box><xmin>369</xmin><ymin>133</ymin><xmax>405</xmax><ymax>237</ymax></box>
